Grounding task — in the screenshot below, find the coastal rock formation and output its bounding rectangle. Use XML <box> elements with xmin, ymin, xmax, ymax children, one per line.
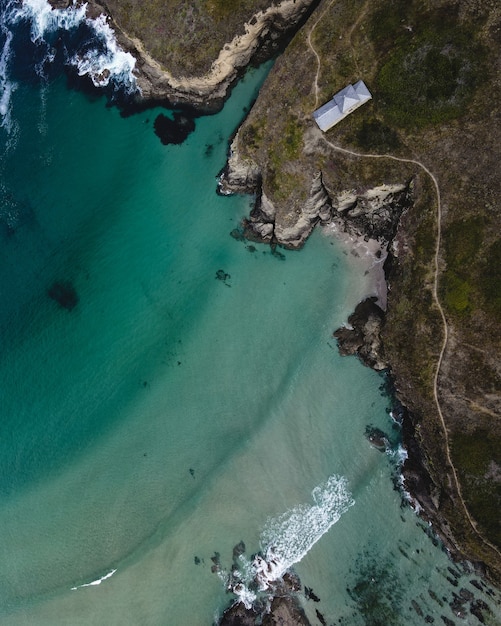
<box><xmin>333</xmin><ymin>297</ymin><xmax>387</xmax><ymax>370</ymax></box>
<box><xmin>221</xmin><ymin>136</ymin><xmax>412</xmax><ymax>250</ymax></box>
<box><xmin>231</xmin><ymin>172</ymin><xmax>331</xmax><ymax>248</ymax></box>
<box><xmin>218</xmin><ymin>135</ymin><xmax>262</xmax><ymax>196</ymax></box>
<box><xmin>48</xmin><ymin>0</ymin><xmax>318</xmax><ymax>110</ymax></box>
<box><xmin>330</xmin><ymin>183</ymin><xmax>412</xmax><ymax>244</ymax></box>
<box><xmin>221</xmin><ymin>596</ymin><xmax>310</xmax><ymax>626</ymax></box>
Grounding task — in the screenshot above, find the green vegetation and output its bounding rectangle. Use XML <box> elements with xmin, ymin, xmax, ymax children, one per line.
<box><xmin>480</xmin><ymin>239</ymin><xmax>501</xmax><ymax>316</ymax></box>
<box><xmin>452</xmin><ymin>430</ymin><xmax>501</xmax><ymax>546</ymax></box>
<box><xmin>442</xmin><ymin>218</ymin><xmax>484</xmax><ymax>316</ymax></box>
<box><xmin>105</xmin><ymin>0</ymin><xmax>277</xmax><ymax>76</ymax></box>
<box><xmin>352</xmin><ymin>119</ymin><xmax>401</xmax><ymax>152</ymax></box>
<box><xmin>282</xmin><ymin>117</ymin><xmax>303</xmax><ymax>160</ymax></box>
<box><xmin>371</xmin><ymin>4</ymin><xmax>485</xmax><ymax>128</ymax></box>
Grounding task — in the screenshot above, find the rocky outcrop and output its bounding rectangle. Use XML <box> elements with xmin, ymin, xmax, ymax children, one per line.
<box><xmin>333</xmin><ymin>297</ymin><xmax>387</xmax><ymax>370</ymax></box>
<box><xmin>130</xmin><ymin>0</ymin><xmax>316</xmax><ymax>107</ymax></box>
<box><xmin>329</xmin><ymin>183</ymin><xmax>412</xmax><ymax>244</ymax></box>
<box><xmin>221</xmin><ymin>595</ymin><xmax>310</xmax><ymax>626</ymax></box>
<box><xmin>221</xmin><ymin>138</ymin><xmax>413</xmax><ymax>250</ymax></box>
<box><xmin>219</xmin><ymin>134</ymin><xmax>262</xmax><ymax>196</ymax></box>
<box><xmin>48</xmin><ymin>0</ymin><xmax>318</xmax><ymax>110</ymax></box>
<box><xmin>273</xmin><ymin>172</ymin><xmax>332</xmax><ymax>248</ymax></box>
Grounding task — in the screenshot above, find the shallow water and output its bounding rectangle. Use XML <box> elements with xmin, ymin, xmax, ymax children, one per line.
<box><xmin>0</xmin><ymin>2</ymin><xmax>500</xmax><ymax>625</ymax></box>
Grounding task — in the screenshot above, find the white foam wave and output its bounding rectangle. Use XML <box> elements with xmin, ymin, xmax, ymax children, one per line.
<box><xmin>69</xmin><ymin>14</ymin><xmax>137</xmax><ymax>91</ymax></box>
<box><xmin>222</xmin><ymin>475</ymin><xmax>354</xmax><ymax>608</ymax></box>
<box><xmin>11</xmin><ymin>0</ymin><xmax>137</xmax><ymax>93</ymax></box>
<box><xmin>257</xmin><ymin>475</ymin><xmax>354</xmax><ymax>588</ymax></box>
<box><xmin>71</xmin><ymin>568</ymin><xmax>117</xmax><ymax>590</ymax></box>
<box><xmin>0</xmin><ymin>12</ymin><xmax>16</xmax><ymax>135</ymax></box>
<box><xmin>15</xmin><ymin>0</ymin><xmax>88</xmax><ymax>43</ymax></box>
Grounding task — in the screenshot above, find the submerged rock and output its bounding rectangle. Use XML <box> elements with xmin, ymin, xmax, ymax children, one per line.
<box><xmin>153</xmin><ymin>111</ymin><xmax>196</xmax><ymax>145</ymax></box>
<box><xmin>47</xmin><ymin>280</ymin><xmax>79</xmax><ymax>311</ymax></box>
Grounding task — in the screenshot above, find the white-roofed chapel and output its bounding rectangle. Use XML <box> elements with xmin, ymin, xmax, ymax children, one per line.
<box><xmin>313</xmin><ymin>80</ymin><xmax>372</xmax><ymax>131</ymax></box>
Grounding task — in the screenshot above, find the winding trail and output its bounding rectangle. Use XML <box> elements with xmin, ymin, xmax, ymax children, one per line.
<box><xmin>307</xmin><ymin>0</ymin><xmax>337</xmax><ymax>110</ymax></box>
<box><xmin>305</xmin><ymin>3</ymin><xmax>501</xmax><ymax>561</ymax></box>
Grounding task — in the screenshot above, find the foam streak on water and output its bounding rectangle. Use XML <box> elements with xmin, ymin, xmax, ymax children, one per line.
<box><xmin>70</xmin><ymin>569</ymin><xmax>117</xmax><ymax>591</ymax></box>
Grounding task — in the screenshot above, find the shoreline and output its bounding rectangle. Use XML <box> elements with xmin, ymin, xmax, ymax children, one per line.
<box><xmin>60</xmin><ymin>0</ymin><xmax>318</xmax><ymax>111</ymax></box>
<box><xmin>48</xmin><ymin>0</ymin><xmax>501</xmax><ymax>615</ymax></box>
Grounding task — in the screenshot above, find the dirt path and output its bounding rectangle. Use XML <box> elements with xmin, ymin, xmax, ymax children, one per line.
<box><xmin>305</xmin><ymin>10</ymin><xmax>501</xmax><ymax>561</ymax></box>
<box><xmin>307</xmin><ymin>0</ymin><xmax>337</xmax><ymax>110</ymax></box>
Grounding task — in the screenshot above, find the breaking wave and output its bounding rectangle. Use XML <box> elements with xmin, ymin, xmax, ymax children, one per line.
<box><xmin>0</xmin><ymin>8</ymin><xmax>16</xmax><ymax>137</ymax></box>
<box><xmin>221</xmin><ymin>475</ymin><xmax>354</xmax><ymax>608</ymax></box>
<box><xmin>0</xmin><ymin>0</ymin><xmax>138</xmax><ymax>135</ymax></box>
<box><xmin>71</xmin><ymin>568</ymin><xmax>117</xmax><ymax>590</ymax></box>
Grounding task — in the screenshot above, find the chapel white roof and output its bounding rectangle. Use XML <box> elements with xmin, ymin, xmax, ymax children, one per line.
<box><xmin>313</xmin><ymin>80</ymin><xmax>372</xmax><ymax>131</ymax></box>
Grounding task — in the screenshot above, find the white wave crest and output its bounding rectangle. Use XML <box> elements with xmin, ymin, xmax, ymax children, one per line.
<box><xmin>69</xmin><ymin>14</ymin><xmax>137</xmax><ymax>91</ymax></box>
<box><xmin>71</xmin><ymin>568</ymin><xmax>117</xmax><ymax>590</ymax></box>
<box><xmin>11</xmin><ymin>0</ymin><xmax>138</xmax><ymax>93</ymax></box>
<box><xmin>256</xmin><ymin>475</ymin><xmax>354</xmax><ymax>588</ymax></box>
<box><xmin>222</xmin><ymin>475</ymin><xmax>354</xmax><ymax>608</ymax></box>
<box><xmin>15</xmin><ymin>0</ymin><xmax>88</xmax><ymax>43</ymax></box>
<box><xmin>0</xmin><ymin>12</ymin><xmax>16</xmax><ymax>135</ymax></box>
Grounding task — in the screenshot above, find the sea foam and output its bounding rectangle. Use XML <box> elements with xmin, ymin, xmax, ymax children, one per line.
<box><xmin>0</xmin><ymin>0</ymin><xmax>138</xmax><ymax>134</ymax></box>
<box><xmin>0</xmin><ymin>9</ymin><xmax>16</xmax><ymax>135</ymax></box>
<box><xmin>223</xmin><ymin>475</ymin><xmax>354</xmax><ymax>608</ymax></box>
<box><xmin>71</xmin><ymin>568</ymin><xmax>117</xmax><ymax>590</ymax></box>
<box><xmin>257</xmin><ymin>474</ymin><xmax>354</xmax><ymax>586</ymax></box>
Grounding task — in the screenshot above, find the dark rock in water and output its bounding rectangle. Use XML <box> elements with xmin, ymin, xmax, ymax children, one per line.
<box><xmin>283</xmin><ymin>572</ymin><xmax>301</xmax><ymax>593</ymax></box>
<box><xmin>232</xmin><ymin>541</ymin><xmax>246</xmax><ymax>560</ymax></box>
<box><xmin>469</xmin><ymin>598</ymin><xmax>489</xmax><ymax>623</ymax></box>
<box><xmin>47</xmin><ymin>280</ymin><xmax>78</xmax><ymax>311</ymax></box>
<box><xmin>333</xmin><ymin>297</ymin><xmax>387</xmax><ymax>370</ymax></box>
<box><xmin>304</xmin><ymin>586</ymin><xmax>320</xmax><ymax>602</ymax></box>
<box><xmin>411</xmin><ymin>599</ymin><xmax>424</xmax><ymax>617</ymax></box>
<box><xmin>262</xmin><ymin>596</ymin><xmax>311</xmax><ymax>625</ymax></box>
<box><xmin>459</xmin><ymin>588</ymin><xmax>473</xmax><ymax>601</ymax></box>
<box><xmin>364</xmin><ymin>425</ymin><xmax>390</xmax><ymax>451</ymax></box>
<box><xmin>219</xmin><ymin>602</ymin><xmax>259</xmax><ymax>626</ymax></box>
<box><xmin>216</xmin><ymin>269</ymin><xmax>231</xmax><ymax>282</ymax></box>
<box><xmin>440</xmin><ymin>616</ymin><xmax>456</xmax><ymax>626</ymax></box>
<box><xmin>153</xmin><ymin>111</ymin><xmax>196</xmax><ymax>145</ymax></box>
<box><xmin>205</xmin><ymin>143</ymin><xmax>214</xmax><ymax>157</ymax></box>
<box><xmin>194</xmin><ymin>556</ymin><xmax>200</xmax><ymax>565</ymax></box>
<box><xmin>314</xmin><ymin>609</ymin><xmax>326</xmax><ymax>626</ymax></box>
<box><xmin>230</xmin><ymin>228</ymin><xmax>246</xmax><ymax>242</ymax></box>
<box><xmin>450</xmin><ymin>593</ymin><xmax>467</xmax><ymax>618</ymax></box>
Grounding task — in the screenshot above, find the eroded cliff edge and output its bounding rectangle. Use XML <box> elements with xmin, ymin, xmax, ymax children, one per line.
<box><xmin>50</xmin><ymin>0</ymin><xmax>319</xmax><ymax>109</ymax></box>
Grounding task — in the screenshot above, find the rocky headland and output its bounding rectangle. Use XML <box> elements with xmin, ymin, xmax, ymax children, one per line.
<box><xmin>48</xmin><ymin>0</ymin><xmax>501</xmax><ymax>619</ymax></box>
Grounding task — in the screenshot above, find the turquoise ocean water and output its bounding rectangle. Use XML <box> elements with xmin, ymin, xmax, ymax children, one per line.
<box><xmin>0</xmin><ymin>2</ymin><xmax>500</xmax><ymax>624</ymax></box>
